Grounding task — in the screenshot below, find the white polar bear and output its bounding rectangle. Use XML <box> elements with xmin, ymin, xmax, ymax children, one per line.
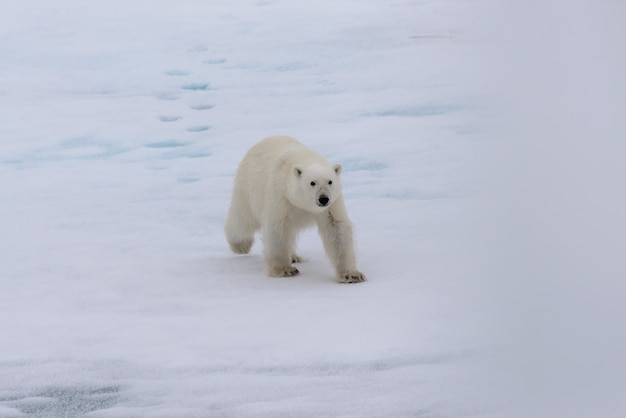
<box><xmin>225</xmin><ymin>136</ymin><xmax>366</xmax><ymax>283</ymax></box>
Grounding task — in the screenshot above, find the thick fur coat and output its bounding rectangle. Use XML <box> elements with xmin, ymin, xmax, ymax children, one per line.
<box><xmin>225</xmin><ymin>136</ymin><xmax>365</xmax><ymax>283</ymax></box>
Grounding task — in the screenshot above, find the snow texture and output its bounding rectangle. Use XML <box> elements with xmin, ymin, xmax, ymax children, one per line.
<box><xmin>2</xmin><ymin>0</ymin><xmax>624</xmax><ymax>417</ymax></box>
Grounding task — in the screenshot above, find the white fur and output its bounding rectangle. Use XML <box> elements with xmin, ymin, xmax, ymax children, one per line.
<box><xmin>225</xmin><ymin>136</ymin><xmax>366</xmax><ymax>283</ymax></box>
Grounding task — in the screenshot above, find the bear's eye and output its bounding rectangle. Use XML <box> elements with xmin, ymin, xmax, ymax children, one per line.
<box><xmin>328</xmin><ymin>180</ymin><xmax>333</xmax><ymax>185</ymax></box>
<box><xmin>310</xmin><ymin>181</ymin><xmax>316</xmax><ymax>187</ymax></box>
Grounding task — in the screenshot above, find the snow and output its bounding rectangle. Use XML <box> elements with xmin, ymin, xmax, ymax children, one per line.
<box><xmin>486</xmin><ymin>2</ymin><xmax>626</xmax><ymax>417</ymax></box>
<box><xmin>3</xmin><ymin>0</ymin><xmax>624</xmax><ymax>417</ymax></box>
<box><xmin>1</xmin><ymin>0</ymin><xmax>493</xmax><ymax>415</ymax></box>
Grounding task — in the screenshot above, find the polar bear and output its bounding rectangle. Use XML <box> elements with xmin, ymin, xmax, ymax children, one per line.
<box><xmin>225</xmin><ymin>136</ymin><xmax>366</xmax><ymax>283</ymax></box>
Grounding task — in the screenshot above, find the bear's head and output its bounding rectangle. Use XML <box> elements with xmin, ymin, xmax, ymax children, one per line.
<box><xmin>287</xmin><ymin>163</ymin><xmax>343</xmax><ymax>213</ymax></box>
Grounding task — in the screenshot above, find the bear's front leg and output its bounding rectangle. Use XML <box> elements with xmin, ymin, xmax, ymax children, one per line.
<box><xmin>268</xmin><ymin>263</ymin><xmax>299</xmax><ymax>277</ymax></box>
<box><xmin>262</xmin><ymin>224</ymin><xmax>299</xmax><ymax>277</ymax></box>
<box><xmin>317</xmin><ymin>200</ymin><xmax>366</xmax><ymax>283</ymax></box>
<box><xmin>338</xmin><ymin>271</ymin><xmax>366</xmax><ymax>284</ymax></box>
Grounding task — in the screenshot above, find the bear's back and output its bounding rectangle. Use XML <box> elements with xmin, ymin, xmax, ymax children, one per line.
<box><xmin>243</xmin><ymin>136</ymin><xmax>328</xmax><ymax>170</ymax></box>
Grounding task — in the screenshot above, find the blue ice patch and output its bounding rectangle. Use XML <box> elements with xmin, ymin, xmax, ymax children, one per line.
<box><xmin>340</xmin><ymin>158</ymin><xmax>388</xmax><ymax>172</ymax></box>
<box><xmin>56</xmin><ymin>137</ymin><xmax>132</xmax><ymax>160</ymax></box>
<box><xmin>2</xmin><ymin>137</ymin><xmax>135</xmax><ymax>165</ymax></box>
<box><xmin>2</xmin><ymin>385</ymin><xmax>120</xmax><ymax>417</ymax></box>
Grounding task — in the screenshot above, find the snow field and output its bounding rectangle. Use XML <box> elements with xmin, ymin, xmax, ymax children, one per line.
<box><xmin>0</xmin><ymin>0</ymin><xmax>499</xmax><ymax>416</ymax></box>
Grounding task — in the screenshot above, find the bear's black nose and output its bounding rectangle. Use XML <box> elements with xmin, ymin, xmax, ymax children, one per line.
<box><xmin>318</xmin><ymin>195</ymin><xmax>330</xmax><ymax>207</ymax></box>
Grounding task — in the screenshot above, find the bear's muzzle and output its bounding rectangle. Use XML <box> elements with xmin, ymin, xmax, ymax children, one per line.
<box><xmin>317</xmin><ymin>195</ymin><xmax>330</xmax><ymax>207</ymax></box>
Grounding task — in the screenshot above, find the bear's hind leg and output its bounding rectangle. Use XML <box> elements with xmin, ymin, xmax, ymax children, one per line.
<box><xmin>225</xmin><ymin>204</ymin><xmax>258</xmax><ymax>254</ymax></box>
<box><xmin>229</xmin><ymin>237</ymin><xmax>254</xmax><ymax>254</ymax></box>
<box><xmin>262</xmin><ymin>225</ymin><xmax>300</xmax><ymax>277</ymax></box>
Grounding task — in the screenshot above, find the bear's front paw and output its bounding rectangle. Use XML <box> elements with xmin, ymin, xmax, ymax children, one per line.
<box><xmin>291</xmin><ymin>254</ymin><xmax>304</xmax><ymax>264</ymax></box>
<box><xmin>338</xmin><ymin>271</ymin><xmax>366</xmax><ymax>284</ymax></box>
<box><xmin>269</xmin><ymin>265</ymin><xmax>300</xmax><ymax>277</ymax></box>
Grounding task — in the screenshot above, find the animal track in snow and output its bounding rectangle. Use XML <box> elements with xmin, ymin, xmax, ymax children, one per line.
<box><xmin>187</xmin><ymin>46</ymin><xmax>208</xmax><ymax>53</ymax></box>
<box><xmin>144</xmin><ymin>140</ymin><xmax>189</xmax><ymax>149</ymax></box>
<box><xmin>158</xmin><ymin>115</ymin><xmax>182</xmax><ymax>122</ymax></box>
<box><xmin>367</xmin><ymin>103</ymin><xmax>464</xmax><ymax>118</ymax></box>
<box><xmin>190</xmin><ymin>104</ymin><xmax>214</xmax><ymax>110</ymax></box>
<box><xmin>181</xmin><ymin>83</ymin><xmax>211</xmax><ymax>91</ymax></box>
<box><xmin>155</xmin><ymin>49</ymin><xmax>220</xmax><ymax>142</ymax></box>
<box><xmin>164</xmin><ymin>69</ymin><xmax>191</xmax><ymax>76</ymax></box>
<box><xmin>203</xmin><ymin>58</ymin><xmax>227</xmax><ymax>65</ymax></box>
<box><xmin>161</xmin><ymin>149</ymin><xmax>212</xmax><ymax>159</ymax></box>
<box><xmin>157</xmin><ymin>92</ymin><xmax>180</xmax><ymax>101</ymax></box>
<box><xmin>186</xmin><ymin>125</ymin><xmax>211</xmax><ymax>132</ymax></box>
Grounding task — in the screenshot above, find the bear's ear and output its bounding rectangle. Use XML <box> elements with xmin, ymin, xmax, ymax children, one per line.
<box><xmin>333</xmin><ymin>163</ymin><xmax>342</xmax><ymax>175</ymax></box>
<box><xmin>294</xmin><ymin>166</ymin><xmax>303</xmax><ymax>177</ymax></box>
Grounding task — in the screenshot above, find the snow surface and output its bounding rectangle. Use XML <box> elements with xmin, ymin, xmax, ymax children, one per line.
<box><xmin>2</xmin><ymin>0</ymin><xmax>624</xmax><ymax>417</ymax></box>
<box><xmin>0</xmin><ymin>2</ymin><xmax>494</xmax><ymax>415</ymax></box>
